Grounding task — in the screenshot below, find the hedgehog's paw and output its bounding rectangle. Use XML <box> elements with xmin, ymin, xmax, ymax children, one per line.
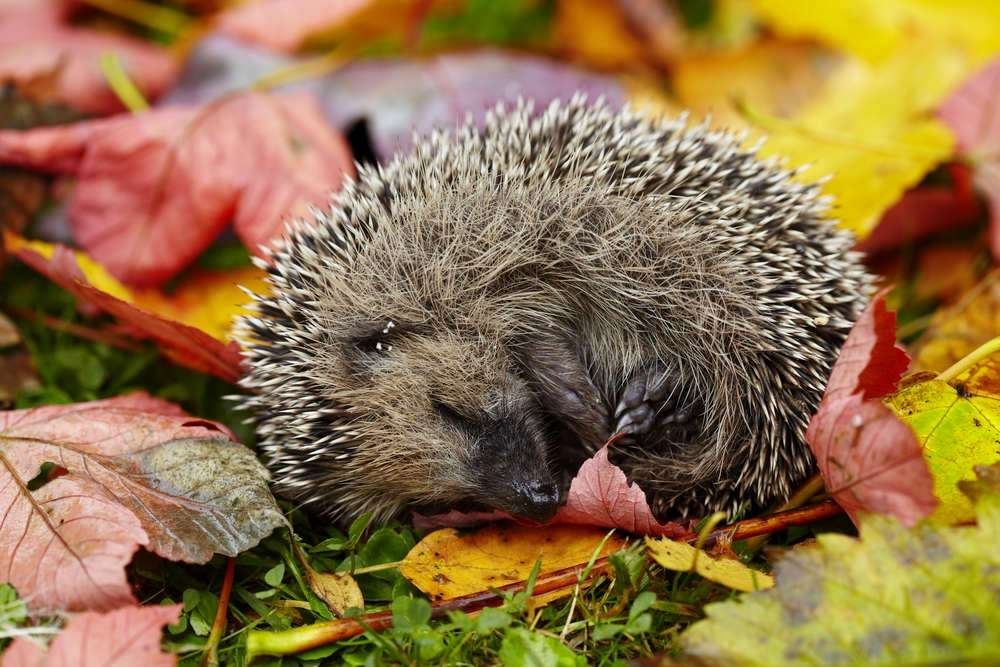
<box><xmin>614</xmin><ymin>367</ymin><xmax>693</xmax><ymax>438</ymax></box>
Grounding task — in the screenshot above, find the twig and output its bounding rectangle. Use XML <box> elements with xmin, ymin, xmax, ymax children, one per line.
<box><xmin>6</xmin><ymin>306</ymin><xmax>143</xmax><ymax>351</ymax></box>
<box><xmin>742</xmin><ymin>473</ymin><xmax>825</xmax><ymax>552</ymax></box>
<box><xmin>937</xmin><ymin>335</ymin><xmax>1000</xmax><ymax>383</ymax></box>
<box><xmin>200</xmin><ymin>557</ymin><xmax>236</xmax><ymax>667</ymax></box>
<box><xmin>246</xmin><ymin>558</ymin><xmax>612</xmax><ymax>658</ymax></box>
<box><xmin>692</xmin><ymin>499</ymin><xmax>843</xmax><ymax>550</ymax></box>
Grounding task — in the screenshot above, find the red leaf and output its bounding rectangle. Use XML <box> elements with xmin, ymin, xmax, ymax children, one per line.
<box><xmin>939</xmin><ymin>56</ymin><xmax>1000</xmax><ymax>260</ymax></box>
<box><xmin>12</xmin><ymin>243</ymin><xmax>244</xmax><ymax>382</ymax></box>
<box><xmin>0</xmin><ymin>393</ymin><xmax>283</xmax><ymax>613</ymax></box>
<box><xmin>806</xmin><ymin>394</ymin><xmax>937</xmax><ymax>527</ymax></box>
<box><xmin>0</xmin><ymin>1</ymin><xmax>179</xmax><ymax>115</ymax></box>
<box><xmin>807</xmin><ymin>292</ymin><xmax>937</xmax><ymax>527</ymax></box>
<box><xmin>415</xmin><ymin>446</ymin><xmax>686</xmax><ymax>538</ymax></box>
<box><xmin>0</xmin><ymin>91</ymin><xmax>354</xmax><ymax>286</ymax></box>
<box><xmin>218</xmin><ymin>0</ymin><xmax>373</xmax><ymax>52</ymax></box>
<box><xmin>823</xmin><ymin>288</ymin><xmax>910</xmax><ymax>402</ymax></box>
<box><xmin>3</xmin><ymin>603</ymin><xmax>181</xmax><ymax>667</ymax></box>
<box><xmin>553</xmin><ymin>446</ymin><xmax>687</xmax><ymax>537</ymax></box>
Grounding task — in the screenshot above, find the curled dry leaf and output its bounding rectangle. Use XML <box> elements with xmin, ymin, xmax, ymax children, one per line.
<box><xmin>7</xmin><ymin>232</ymin><xmax>246</xmax><ymax>382</ymax></box>
<box><xmin>938</xmin><ymin>56</ymin><xmax>1000</xmax><ymax>259</ymax></box>
<box><xmin>0</xmin><ymin>393</ymin><xmax>284</xmax><ymax>613</ymax></box>
<box><xmin>0</xmin><ymin>91</ymin><xmax>353</xmax><ymax>286</ymax></box>
<box><xmin>807</xmin><ymin>290</ymin><xmax>938</xmax><ymax>527</ymax></box>
<box><xmin>644</xmin><ymin>537</ymin><xmax>774</xmax><ymax>592</ymax></box>
<box><xmin>2</xmin><ymin>603</ymin><xmax>181</xmax><ymax>667</ymax></box>
<box><xmin>400</xmin><ymin>524</ymin><xmax>624</xmax><ymax>601</ymax></box>
<box><xmin>0</xmin><ymin>1</ymin><xmax>179</xmax><ymax>115</ymax></box>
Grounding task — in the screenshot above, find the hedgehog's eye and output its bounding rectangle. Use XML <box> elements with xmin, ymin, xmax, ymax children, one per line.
<box><xmin>433</xmin><ymin>400</ymin><xmax>469</xmax><ymax>425</ymax></box>
<box><xmin>350</xmin><ymin>320</ymin><xmax>399</xmax><ymax>356</ymax></box>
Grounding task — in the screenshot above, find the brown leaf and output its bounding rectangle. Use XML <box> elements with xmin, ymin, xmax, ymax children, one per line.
<box><xmin>912</xmin><ymin>269</ymin><xmax>1000</xmax><ymax>373</ymax></box>
<box><xmin>0</xmin><ymin>393</ymin><xmax>284</xmax><ymax>613</ymax></box>
<box><xmin>3</xmin><ymin>603</ymin><xmax>181</xmax><ymax>666</ymax></box>
<box><xmin>306</xmin><ymin>569</ymin><xmax>364</xmax><ymax>616</ymax></box>
<box><xmin>0</xmin><ymin>311</ymin><xmax>18</xmax><ymax>347</ymax></box>
<box><xmin>0</xmin><ymin>351</ymin><xmax>40</xmax><ymax>405</ymax></box>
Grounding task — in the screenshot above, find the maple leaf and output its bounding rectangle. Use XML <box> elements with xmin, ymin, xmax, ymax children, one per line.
<box><xmin>7</xmin><ymin>235</ymin><xmax>244</xmax><ymax>382</ymax></box>
<box><xmin>0</xmin><ymin>393</ymin><xmax>284</xmax><ymax>613</ymax></box>
<box><xmin>938</xmin><ymin>56</ymin><xmax>1000</xmax><ymax>260</ymax></box>
<box><xmin>0</xmin><ymin>0</ymin><xmax>179</xmax><ymax>115</ymax></box>
<box><xmin>2</xmin><ymin>603</ymin><xmax>181</xmax><ymax>667</ymax></box>
<box><xmin>806</xmin><ymin>290</ymin><xmax>937</xmax><ymax>527</ymax></box>
<box><xmin>0</xmin><ymin>91</ymin><xmax>354</xmax><ymax>286</ymax></box>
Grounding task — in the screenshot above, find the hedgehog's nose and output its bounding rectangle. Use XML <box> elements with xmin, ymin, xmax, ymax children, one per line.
<box><xmin>511</xmin><ymin>480</ymin><xmax>562</xmax><ymax>523</ymax></box>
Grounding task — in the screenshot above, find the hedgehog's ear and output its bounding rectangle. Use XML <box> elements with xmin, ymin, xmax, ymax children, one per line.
<box><xmin>515</xmin><ymin>335</ymin><xmax>610</xmax><ymax>451</ymax></box>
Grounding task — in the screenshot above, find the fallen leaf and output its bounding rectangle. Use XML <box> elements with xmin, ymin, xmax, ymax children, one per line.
<box><xmin>6</xmin><ymin>231</ymin><xmax>266</xmax><ymax>342</ymax></box>
<box><xmin>552</xmin><ymin>0</ymin><xmax>646</xmax><ymax>71</ymax></box>
<box><xmin>3</xmin><ymin>603</ymin><xmax>181</xmax><ymax>666</ymax></box>
<box><xmin>757</xmin><ymin>46</ymin><xmax>959</xmax><ymax>240</ymax></box>
<box><xmin>645</xmin><ymin>538</ymin><xmax>774</xmax><ymax>592</ymax></box>
<box><xmin>306</xmin><ymin>569</ymin><xmax>364</xmax><ymax>617</ymax></box>
<box><xmin>938</xmin><ymin>56</ymin><xmax>1000</xmax><ymax>260</ymax></box>
<box><xmin>886</xmin><ymin>357</ymin><xmax>1000</xmax><ymax>524</ymax></box>
<box><xmin>912</xmin><ymin>269</ymin><xmax>1000</xmax><ymax>373</ymax></box>
<box><xmin>400</xmin><ymin>524</ymin><xmax>624</xmax><ymax>601</ymax></box>
<box><xmin>0</xmin><ymin>393</ymin><xmax>285</xmax><ymax>613</ymax></box>
<box><xmin>0</xmin><ymin>351</ymin><xmax>40</xmax><ymax>405</ymax></box>
<box><xmin>0</xmin><ymin>311</ymin><xmax>17</xmax><ymax>347</ymax></box>
<box><xmin>7</xmin><ymin>234</ymin><xmax>245</xmax><ymax>382</ymax></box>
<box><xmin>0</xmin><ymin>91</ymin><xmax>354</xmax><ymax>286</ymax></box>
<box><xmin>0</xmin><ymin>1</ymin><xmax>179</xmax><ymax>115</ymax></box>
<box><xmin>750</xmin><ymin>0</ymin><xmax>1000</xmax><ymax>64</ymax></box>
<box><xmin>673</xmin><ymin>39</ymin><xmax>840</xmax><ymax>128</ymax></box>
<box><xmin>807</xmin><ymin>291</ymin><xmax>937</xmax><ymax>527</ymax></box>
<box><xmin>553</xmin><ymin>446</ymin><xmax>687</xmax><ymax>538</ymax></box>
<box><xmin>680</xmin><ymin>465</ymin><xmax>1000</xmax><ymax>666</ymax></box>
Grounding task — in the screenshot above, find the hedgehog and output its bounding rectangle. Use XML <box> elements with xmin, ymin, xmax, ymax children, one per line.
<box><xmin>236</xmin><ymin>96</ymin><xmax>871</xmax><ymax>526</ymax></box>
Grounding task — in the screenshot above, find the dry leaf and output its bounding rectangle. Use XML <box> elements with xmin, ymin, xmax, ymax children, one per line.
<box><xmin>912</xmin><ymin>269</ymin><xmax>1000</xmax><ymax>373</ymax></box>
<box><xmin>645</xmin><ymin>537</ymin><xmax>774</xmax><ymax>592</ymax></box>
<box><xmin>400</xmin><ymin>524</ymin><xmax>624</xmax><ymax>601</ymax></box>
<box><xmin>0</xmin><ymin>393</ymin><xmax>284</xmax><ymax>613</ymax></box>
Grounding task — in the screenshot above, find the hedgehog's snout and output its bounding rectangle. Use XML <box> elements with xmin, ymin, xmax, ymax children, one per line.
<box><xmin>507</xmin><ymin>478</ymin><xmax>562</xmax><ymax>523</ymax></box>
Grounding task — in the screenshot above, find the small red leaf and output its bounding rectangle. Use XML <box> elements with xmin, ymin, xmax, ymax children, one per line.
<box><xmin>823</xmin><ymin>288</ymin><xmax>910</xmax><ymax>402</ymax></box>
<box><xmin>938</xmin><ymin>56</ymin><xmax>1000</xmax><ymax>260</ymax></box>
<box><xmin>0</xmin><ymin>91</ymin><xmax>354</xmax><ymax>286</ymax></box>
<box><xmin>12</xmin><ymin>243</ymin><xmax>244</xmax><ymax>382</ymax></box>
<box><xmin>807</xmin><ymin>292</ymin><xmax>937</xmax><ymax>527</ymax></box>
<box><xmin>553</xmin><ymin>446</ymin><xmax>687</xmax><ymax>537</ymax></box>
<box><xmin>3</xmin><ymin>603</ymin><xmax>181</xmax><ymax>667</ymax></box>
<box><xmin>0</xmin><ymin>1</ymin><xmax>179</xmax><ymax>115</ymax></box>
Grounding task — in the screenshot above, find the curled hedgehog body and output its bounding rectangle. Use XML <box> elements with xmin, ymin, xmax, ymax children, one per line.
<box><xmin>237</xmin><ymin>97</ymin><xmax>871</xmax><ymax>525</ymax></box>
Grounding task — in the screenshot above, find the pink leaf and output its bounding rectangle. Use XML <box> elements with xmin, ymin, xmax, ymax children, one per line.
<box><xmin>553</xmin><ymin>446</ymin><xmax>687</xmax><ymax>538</ymax></box>
<box><xmin>807</xmin><ymin>291</ymin><xmax>937</xmax><ymax>527</ymax></box>
<box><xmin>12</xmin><ymin>244</ymin><xmax>244</xmax><ymax>382</ymax></box>
<box><xmin>0</xmin><ymin>91</ymin><xmax>354</xmax><ymax>286</ymax></box>
<box><xmin>3</xmin><ymin>604</ymin><xmax>182</xmax><ymax>667</ymax></box>
<box><xmin>823</xmin><ymin>287</ymin><xmax>910</xmax><ymax>402</ymax></box>
<box><xmin>806</xmin><ymin>394</ymin><xmax>937</xmax><ymax>527</ymax></box>
<box><xmin>939</xmin><ymin>56</ymin><xmax>1000</xmax><ymax>260</ymax></box>
<box><xmin>415</xmin><ymin>446</ymin><xmax>686</xmax><ymax>538</ymax></box>
<box><xmin>0</xmin><ymin>1</ymin><xmax>178</xmax><ymax>115</ymax></box>
<box><xmin>0</xmin><ymin>393</ymin><xmax>283</xmax><ymax>613</ymax></box>
<box><xmin>218</xmin><ymin>0</ymin><xmax>373</xmax><ymax>52</ymax></box>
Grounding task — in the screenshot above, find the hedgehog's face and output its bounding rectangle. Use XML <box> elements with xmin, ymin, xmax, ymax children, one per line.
<box><xmin>333</xmin><ymin>320</ymin><xmax>563</xmax><ymax>522</ymax></box>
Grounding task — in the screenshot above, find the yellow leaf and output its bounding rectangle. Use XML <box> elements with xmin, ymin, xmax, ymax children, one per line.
<box><xmin>750</xmin><ymin>0</ymin><xmax>1000</xmax><ymax>64</ymax></box>
<box><xmin>757</xmin><ymin>46</ymin><xmax>959</xmax><ymax>238</ymax></box>
<box><xmin>886</xmin><ymin>357</ymin><xmax>1000</xmax><ymax>524</ymax></box>
<box><xmin>399</xmin><ymin>524</ymin><xmax>624</xmax><ymax>601</ymax></box>
<box><xmin>912</xmin><ymin>269</ymin><xmax>1000</xmax><ymax>373</ymax></box>
<box><xmin>552</xmin><ymin>0</ymin><xmax>646</xmax><ymax>70</ymax></box>
<box><xmin>673</xmin><ymin>39</ymin><xmax>840</xmax><ymax>128</ymax></box>
<box><xmin>5</xmin><ymin>232</ymin><xmax>264</xmax><ymax>342</ymax></box>
<box><xmin>645</xmin><ymin>537</ymin><xmax>773</xmax><ymax>592</ymax></box>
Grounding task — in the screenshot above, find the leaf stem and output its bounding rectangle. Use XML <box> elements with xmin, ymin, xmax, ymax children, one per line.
<box><xmin>199</xmin><ymin>557</ymin><xmax>236</xmax><ymax>667</ymax></box>
<box><xmin>99</xmin><ymin>53</ymin><xmax>150</xmax><ymax>112</ymax></box>
<box><xmin>936</xmin><ymin>335</ymin><xmax>1000</xmax><ymax>383</ymax></box>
